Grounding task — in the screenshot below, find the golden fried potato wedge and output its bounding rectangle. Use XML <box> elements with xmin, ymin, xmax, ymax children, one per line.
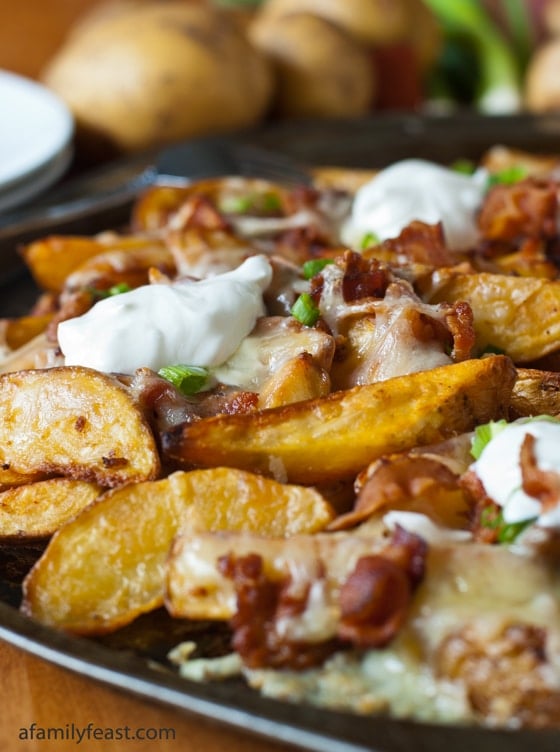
<box><xmin>162</xmin><ymin>356</ymin><xmax>515</xmax><ymax>485</ymax></box>
<box><xmin>511</xmin><ymin>368</ymin><xmax>560</xmax><ymax>418</ymax></box>
<box><xmin>1</xmin><ymin>314</ymin><xmax>53</xmax><ymax>350</ymax></box>
<box><xmin>63</xmin><ymin>244</ymin><xmax>174</xmax><ymax>293</ymax></box>
<box><xmin>0</xmin><ymin>479</ymin><xmax>101</xmax><ymax>540</ymax></box>
<box><xmin>21</xmin><ymin>234</ymin><xmax>168</xmax><ymax>293</ymax></box>
<box><xmin>0</xmin><ymin>367</ymin><xmax>160</xmax><ymax>487</ymax></box>
<box><xmin>427</xmin><ymin>272</ymin><xmax>560</xmax><ymax>362</ymax></box>
<box><xmin>22</xmin><ymin>468</ymin><xmax>334</xmax><ymax>634</ymax></box>
<box><xmin>258</xmin><ymin>352</ymin><xmax>331</xmax><ymax>409</ymax></box>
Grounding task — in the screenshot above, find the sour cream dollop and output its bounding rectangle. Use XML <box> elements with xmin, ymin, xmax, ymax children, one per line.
<box><xmin>341</xmin><ymin>159</ymin><xmax>488</xmax><ymax>251</ymax></box>
<box><xmin>58</xmin><ymin>255</ymin><xmax>273</xmax><ymax>374</ymax></box>
<box><xmin>473</xmin><ymin>419</ymin><xmax>560</xmax><ymax>528</ymax></box>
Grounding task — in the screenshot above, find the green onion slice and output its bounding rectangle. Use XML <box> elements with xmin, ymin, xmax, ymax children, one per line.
<box><xmin>158</xmin><ymin>365</ymin><xmax>209</xmax><ymax>395</ymax></box>
<box><xmin>470</xmin><ymin>419</ymin><xmax>508</xmax><ymax>460</ymax></box>
<box><xmin>291</xmin><ymin>293</ymin><xmax>320</xmax><ymax>327</ymax></box>
<box><xmin>487</xmin><ymin>165</ymin><xmax>528</xmax><ymax>188</ymax></box>
<box><xmin>360</xmin><ymin>231</ymin><xmax>380</xmax><ymax>250</ymax></box>
<box><xmin>88</xmin><ymin>282</ymin><xmax>132</xmax><ymax>300</ymax></box>
<box><xmin>219</xmin><ymin>191</ymin><xmax>282</xmax><ymax>214</ymax></box>
<box><xmin>302</xmin><ymin>258</ymin><xmax>334</xmax><ymax>280</ymax></box>
<box><xmin>480</xmin><ymin>505</ymin><xmax>536</xmax><ymax>544</ymax></box>
<box><xmin>451</xmin><ymin>158</ymin><xmax>477</xmax><ymax>175</ymax></box>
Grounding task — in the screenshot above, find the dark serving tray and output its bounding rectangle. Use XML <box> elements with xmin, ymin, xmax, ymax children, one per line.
<box><xmin>2</xmin><ymin>113</ymin><xmax>560</xmax><ymax>751</ymax></box>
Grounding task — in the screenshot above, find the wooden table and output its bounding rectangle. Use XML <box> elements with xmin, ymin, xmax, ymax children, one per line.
<box><xmin>0</xmin><ymin>639</ymin><xmax>291</xmax><ymax>752</ymax></box>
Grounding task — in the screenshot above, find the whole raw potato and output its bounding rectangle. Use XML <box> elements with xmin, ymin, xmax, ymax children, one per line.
<box><xmin>250</xmin><ymin>12</ymin><xmax>376</xmax><ymax>118</ymax></box>
<box><xmin>253</xmin><ymin>0</ymin><xmax>411</xmax><ymax>46</ymax></box>
<box><xmin>42</xmin><ymin>1</ymin><xmax>274</xmax><ymax>153</ymax></box>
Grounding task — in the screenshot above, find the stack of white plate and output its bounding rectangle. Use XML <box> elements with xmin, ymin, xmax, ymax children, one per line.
<box><xmin>0</xmin><ymin>69</ymin><xmax>74</xmax><ymax>214</ymax></box>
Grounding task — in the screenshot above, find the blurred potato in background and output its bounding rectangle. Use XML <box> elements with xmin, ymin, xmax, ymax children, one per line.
<box><xmin>1</xmin><ymin>0</ymin><xmax>559</xmax><ymax>166</ymax></box>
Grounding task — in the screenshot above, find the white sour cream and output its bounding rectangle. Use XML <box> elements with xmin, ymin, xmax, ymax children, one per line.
<box><xmin>341</xmin><ymin>159</ymin><xmax>488</xmax><ymax>251</ymax></box>
<box><xmin>473</xmin><ymin>419</ymin><xmax>560</xmax><ymax>527</ymax></box>
<box><xmin>58</xmin><ymin>255</ymin><xmax>273</xmax><ymax>374</ymax></box>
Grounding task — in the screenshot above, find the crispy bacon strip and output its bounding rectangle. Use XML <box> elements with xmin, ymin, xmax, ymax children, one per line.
<box><xmin>330</xmin><ymin>454</ymin><xmax>468</xmax><ymax>531</ymax></box>
<box><xmin>378</xmin><ymin>221</ymin><xmax>457</xmax><ymax>267</ymax></box>
<box><xmin>217</xmin><ymin>553</ymin><xmax>337</xmax><ymax>670</ymax></box>
<box><xmin>520</xmin><ymin>433</ymin><xmax>560</xmax><ymax>513</ymax></box>
<box><xmin>217</xmin><ymin>528</ymin><xmax>427</xmax><ymax>669</ymax></box>
<box><xmin>477</xmin><ymin>179</ymin><xmax>558</xmax><ymax>242</ymax></box>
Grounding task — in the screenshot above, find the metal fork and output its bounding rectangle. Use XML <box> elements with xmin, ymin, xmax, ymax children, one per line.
<box><xmin>156</xmin><ymin>138</ymin><xmax>312</xmax><ymax>187</ymax></box>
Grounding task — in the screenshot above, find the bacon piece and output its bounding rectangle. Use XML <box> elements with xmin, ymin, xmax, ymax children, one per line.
<box><xmin>330</xmin><ymin>454</ymin><xmax>468</xmax><ymax>531</ymax></box>
<box><xmin>442</xmin><ymin>300</ymin><xmax>476</xmax><ymax>361</ymax></box>
<box><xmin>313</xmin><ymin>251</ymin><xmax>474</xmax><ymax>383</ymax></box>
<box><xmin>217</xmin><ymin>553</ymin><xmax>337</xmax><ymax>669</ymax></box>
<box><xmin>167</xmin><ymin>528</ymin><xmax>427</xmax><ymax>669</ymax></box>
<box><xmin>338</xmin><ymin>555</ymin><xmax>411</xmax><ymax>648</ymax></box>
<box><xmin>378</xmin><ymin>221</ymin><xmax>457</xmax><ymax>267</ymax></box>
<box><xmin>520</xmin><ymin>433</ymin><xmax>560</xmax><ymax>513</ymax></box>
<box><xmin>339</xmin><ymin>251</ymin><xmax>390</xmax><ymax>303</ymax></box>
<box><xmin>477</xmin><ymin>179</ymin><xmax>558</xmax><ymax>242</ymax></box>
<box><xmin>460</xmin><ymin>469</ymin><xmax>503</xmax><ymax>544</ymax></box>
<box><xmin>126</xmin><ymin>368</ymin><xmax>258</xmax><ymax>436</ymax></box>
<box><xmin>168</xmin><ymin>194</ymin><xmax>231</xmax><ymax>233</ymax></box>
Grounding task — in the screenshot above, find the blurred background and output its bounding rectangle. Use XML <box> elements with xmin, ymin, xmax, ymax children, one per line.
<box><xmin>1</xmin><ymin>0</ymin><xmax>560</xmax><ymax>167</ymax></box>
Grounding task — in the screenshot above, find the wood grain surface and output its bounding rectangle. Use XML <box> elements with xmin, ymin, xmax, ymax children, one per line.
<box><xmin>0</xmin><ymin>639</ymin><xmax>291</xmax><ymax>752</ymax></box>
<box><xmin>0</xmin><ymin>0</ymin><xmax>102</xmax><ymax>79</ymax></box>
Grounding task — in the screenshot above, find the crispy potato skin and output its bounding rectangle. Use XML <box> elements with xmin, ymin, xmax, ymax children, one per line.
<box><xmin>511</xmin><ymin>368</ymin><xmax>560</xmax><ymax>419</ymax></box>
<box><xmin>21</xmin><ymin>235</ymin><xmax>169</xmax><ymax>293</ymax></box>
<box><xmin>0</xmin><ymin>367</ymin><xmax>160</xmax><ymax>487</ymax></box>
<box><xmin>0</xmin><ymin>479</ymin><xmax>101</xmax><ymax>540</ymax></box>
<box><xmin>428</xmin><ymin>272</ymin><xmax>560</xmax><ymax>362</ymax></box>
<box><xmin>21</xmin><ymin>468</ymin><xmax>333</xmax><ymax>634</ymax></box>
<box><xmin>162</xmin><ymin>356</ymin><xmax>515</xmax><ymax>485</ymax></box>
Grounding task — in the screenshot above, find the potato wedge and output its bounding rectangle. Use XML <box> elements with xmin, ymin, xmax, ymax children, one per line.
<box><xmin>0</xmin><ymin>479</ymin><xmax>101</xmax><ymax>540</ymax></box>
<box><xmin>21</xmin><ymin>234</ymin><xmax>168</xmax><ymax>293</ymax></box>
<box><xmin>162</xmin><ymin>356</ymin><xmax>515</xmax><ymax>485</ymax></box>
<box><xmin>427</xmin><ymin>271</ymin><xmax>560</xmax><ymax>362</ymax></box>
<box><xmin>1</xmin><ymin>314</ymin><xmax>53</xmax><ymax>350</ymax></box>
<box><xmin>63</xmin><ymin>244</ymin><xmax>174</xmax><ymax>293</ymax></box>
<box><xmin>0</xmin><ymin>367</ymin><xmax>160</xmax><ymax>487</ymax></box>
<box><xmin>22</xmin><ymin>468</ymin><xmax>334</xmax><ymax>633</ymax></box>
<box><xmin>511</xmin><ymin>367</ymin><xmax>560</xmax><ymax>418</ymax></box>
<box><xmin>258</xmin><ymin>352</ymin><xmax>331</xmax><ymax>409</ymax></box>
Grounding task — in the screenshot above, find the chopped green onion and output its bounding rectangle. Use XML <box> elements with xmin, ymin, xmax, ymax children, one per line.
<box><xmin>107</xmin><ymin>282</ymin><xmax>132</xmax><ymax>296</ymax></box>
<box><xmin>451</xmin><ymin>158</ymin><xmax>477</xmax><ymax>175</ymax></box>
<box><xmin>219</xmin><ymin>195</ymin><xmax>253</xmax><ymax>214</ymax></box>
<box><xmin>480</xmin><ymin>505</ymin><xmax>536</xmax><ymax>544</ymax></box>
<box><xmin>158</xmin><ymin>365</ymin><xmax>209</xmax><ymax>395</ymax></box>
<box><xmin>498</xmin><ymin>517</ymin><xmax>535</xmax><ymax>544</ymax></box>
<box><xmin>219</xmin><ymin>191</ymin><xmax>282</xmax><ymax>214</ymax></box>
<box><xmin>88</xmin><ymin>283</ymin><xmax>132</xmax><ymax>300</ymax></box>
<box><xmin>360</xmin><ymin>231</ymin><xmax>380</xmax><ymax>250</ymax></box>
<box><xmin>260</xmin><ymin>192</ymin><xmax>283</xmax><ymax>212</ymax></box>
<box><xmin>487</xmin><ymin>164</ymin><xmax>528</xmax><ymax>188</ymax></box>
<box><xmin>302</xmin><ymin>258</ymin><xmax>334</xmax><ymax>280</ymax></box>
<box><xmin>291</xmin><ymin>293</ymin><xmax>320</xmax><ymax>327</ymax></box>
<box><xmin>470</xmin><ymin>419</ymin><xmax>508</xmax><ymax>460</ymax></box>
